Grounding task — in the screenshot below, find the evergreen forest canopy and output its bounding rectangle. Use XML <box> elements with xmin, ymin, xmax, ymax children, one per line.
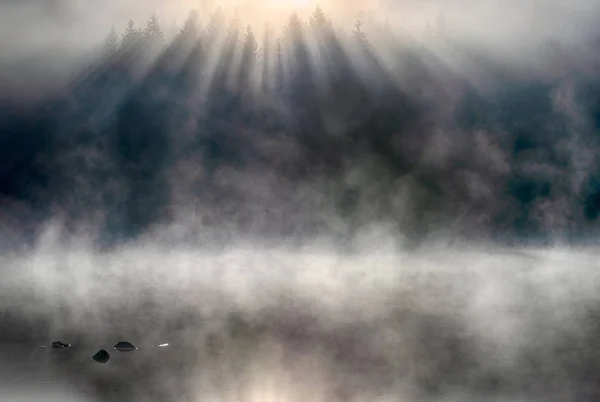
<box><xmin>1</xmin><ymin>5</ymin><xmax>600</xmax><ymax>249</ymax></box>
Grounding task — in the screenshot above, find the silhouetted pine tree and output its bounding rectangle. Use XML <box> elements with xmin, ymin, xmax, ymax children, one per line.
<box><xmin>220</xmin><ymin>9</ymin><xmax>243</xmax><ymax>90</ymax></box>
<box><xmin>175</xmin><ymin>9</ymin><xmax>203</xmax><ymax>71</ymax></box>
<box><xmin>282</xmin><ymin>12</ymin><xmax>308</xmax><ymax>89</ymax></box>
<box><xmin>240</xmin><ymin>25</ymin><xmax>259</xmax><ymax>92</ymax></box>
<box><xmin>275</xmin><ymin>35</ymin><xmax>284</xmax><ymax>93</ymax></box>
<box><xmin>309</xmin><ymin>5</ymin><xmax>343</xmax><ymax>87</ymax></box>
<box><xmin>166</xmin><ymin>8</ymin><xmax>200</xmax><ymax>72</ymax></box>
<box><xmin>205</xmin><ymin>7</ymin><xmax>226</xmax><ymax>48</ymax></box>
<box><xmin>224</xmin><ymin>9</ymin><xmax>243</xmax><ymax>60</ymax></box>
<box><xmin>103</xmin><ymin>27</ymin><xmax>120</xmax><ymax>56</ymax></box>
<box><xmin>283</xmin><ymin>12</ymin><xmax>304</xmax><ymax>44</ymax></box>
<box><xmin>309</xmin><ymin>4</ymin><xmax>332</xmax><ymax>35</ymax></box>
<box><xmin>349</xmin><ymin>17</ymin><xmax>380</xmax><ymax>81</ymax></box>
<box><xmin>227</xmin><ymin>9</ymin><xmax>243</xmax><ymax>39</ymax></box>
<box><xmin>144</xmin><ymin>12</ymin><xmax>165</xmax><ymax>51</ymax></box>
<box><xmin>352</xmin><ymin>20</ymin><xmax>369</xmax><ymax>48</ymax></box>
<box><xmin>260</xmin><ymin>23</ymin><xmax>273</xmax><ymax>93</ymax></box>
<box><xmin>7</xmin><ymin>6</ymin><xmax>600</xmax><ymax>244</ymax></box>
<box><xmin>179</xmin><ymin>9</ymin><xmax>199</xmax><ymax>42</ymax></box>
<box><xmin>121</xmin><ymin>20</ymin><xmax>143</xmax><ymax>50</ymax></box>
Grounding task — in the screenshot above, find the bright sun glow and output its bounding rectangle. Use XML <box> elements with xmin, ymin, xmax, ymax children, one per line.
<box><xmin>174</xmin><ymin>0</ymin><xmax>321</xmax><ymax>28</ymax></box>
<box><xmin>261</xmin><ymin>0</ymin><xmax>315</xmax><ymax>12</ymax></box>
<box><xmin>264</xmin><ymin>0</ymin><xmax>312</xmax><ymax>8</ymax></box>
<box><xmin>293</xmin><ymin>0</ymin><xmax>310</xmax><ymax>7</ymax></box>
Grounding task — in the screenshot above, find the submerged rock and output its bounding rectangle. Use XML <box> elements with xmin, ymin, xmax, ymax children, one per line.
<box><xmin>113</xmin><ymin>341</ymin><xmax>137</xmax><ymax>352</ymax></box>
<box><xmin>51</xmin><ymin>341</ymin><xmax>71</xmax><ymax>349</ymax></box>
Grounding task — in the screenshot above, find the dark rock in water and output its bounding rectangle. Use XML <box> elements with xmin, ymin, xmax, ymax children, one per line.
<box><xmin>113</xmin><ymin>341</ymin><xmax>137</xmax><ymax>352</ymax></box>
<box><xmin>51</xmin><ymin>341</ymin><xmax>71</xmax><ymax>349</ymax></box>
<box><xmin>93</xmin><ymin>349</ymin><xmax>110</xmax><ymax>363</ymax></box>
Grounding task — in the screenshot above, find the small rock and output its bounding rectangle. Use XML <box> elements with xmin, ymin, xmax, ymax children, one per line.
<box><xmin>93</xmin><ymin>349</ymin><xmax>110</xmax><ymax>363</ymax></box>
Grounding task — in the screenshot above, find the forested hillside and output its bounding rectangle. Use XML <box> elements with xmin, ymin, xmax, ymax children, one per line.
<box><xmin>1</xmin><ymin>6</ymin><xmax>600</xmax><ymax>248</ymax></box>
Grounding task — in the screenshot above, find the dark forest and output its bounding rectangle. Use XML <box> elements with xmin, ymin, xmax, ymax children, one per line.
<box><xmin>2</xmin><ymin>5</ymin><xmax>599</xmax><ymax>250</ymax></box>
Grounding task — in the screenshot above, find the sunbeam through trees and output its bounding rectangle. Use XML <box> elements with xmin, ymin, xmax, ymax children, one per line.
<box><xmin>1</xmin><ymin>4</ymin><xmax>599</xmax><ymax>247</ymax></box>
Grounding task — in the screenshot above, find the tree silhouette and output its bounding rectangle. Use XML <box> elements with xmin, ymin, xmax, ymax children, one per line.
<box><xmin>179</xmin><ymin>9</ymin><xmax>200</xmax><ymax>42</ymax></box>
<box><xmin>240</xmin><ymin>25</ymin><xmax>259</xmax><ymax>91</ymax></box>
<box><xmin>352</xmin><ymin>20</ymin><xmax>369</xmax><ymax>48</ymax></box>
<box><xmin>275</xmin><ymin>35</ymin><xmax>284</xmax><ymax>92</ymax></box>
<box><xmin>103</xmin><ymin>27</ymin><xmax>120</xmax><ymax>56</ymax></box>
<box><xmin>282</xmin><ymin>12</ymin><xmax>308</xmax><ymax>85</ymax></box>
<box><xmin>121</xmin><ymin>20</ymin><xmax>142</xmax><ymax>50</ymax></box>
<box><xmin>261</xmin><ymin>23</ymin><xmax>273</xmax><ymax>93</ymax></box>
<box><xmin>205</xmin><ymin>7</ymin><xmax>226</xmax><ymax>49</ymax></box>
<box><xmin>309</xmin><ymin>4</ymin><xmax>332</xmax><ymax>36</ymax></box>
<box><xmin>283</xmin><ymin>12</ymin><xmax>304</xmax><ymax>44</ymax></box>
<box><xmin>225</xmin><ymin>9</ymin><xmax>243</xmax><ymax>50</ymax></box>
<box><xmin>242</xmin><ymin>25</ymin><xmax>258</xmax><ymax>62</ymax></box>
<box><xmin>4</xmin><ymin>6</ymin><xmax>600</xmax><ymax>245</ymax></box>
<box><xmin>144</xmin><ymin>12</ymin><xmax>165</xmax><ymax>50</ymax></box>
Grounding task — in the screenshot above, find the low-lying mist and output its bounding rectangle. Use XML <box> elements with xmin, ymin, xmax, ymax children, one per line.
<box><xmin>1</xmin><ymin>232</ymin><xmax>600</xmax><ymax>401</ymax></box>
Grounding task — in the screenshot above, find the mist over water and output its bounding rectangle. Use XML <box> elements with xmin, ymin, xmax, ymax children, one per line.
<box><xmin>2</xmin><ymin>239</ymin><xmax>600</xmax><ymax>401</ymax></box>
<box><xmin>1</xmin><ymin>0</ymin><xmax>600</xmax><ymax>401</ymax></box>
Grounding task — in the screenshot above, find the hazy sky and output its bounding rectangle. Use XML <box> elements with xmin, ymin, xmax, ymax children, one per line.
<box><xmin>0</xmin><ymin>0</ymin><xmax>597</xmax><ymax>101</ymax></box>
<box><xmin>1</xmin><ymin>0</ymin><xmax>598</xmax><ymax>54</ymax></box>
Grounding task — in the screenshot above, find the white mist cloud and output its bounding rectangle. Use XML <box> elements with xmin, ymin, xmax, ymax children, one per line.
<box><xmin>0</xmin><ymin>0</ymin><xmax>597</xmax><ymax>100</ymax></box>
<box><xmin>1</xmin><ymin>226</ymin><xmax>600</xmax><ymax>401</ymax></box>
<box><xmin>2</xmin><ymin>0</ymin><xmax>598</xmax><ymax>54</ymax></box>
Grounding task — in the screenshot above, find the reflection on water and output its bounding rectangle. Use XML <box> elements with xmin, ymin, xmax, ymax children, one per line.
<box><xmin>1</xmin><ymin>246</ymin><xmax>600</xmax><ymax>401</ymax></box>
<box><xmin>0</xmin><ymin>344</ymin><xmax>91</xmax><ymax>402</ymax></box>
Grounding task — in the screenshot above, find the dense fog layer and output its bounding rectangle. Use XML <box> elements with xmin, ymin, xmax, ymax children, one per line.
<box><xmin>2</xmin><ymin>236</ymin><xmax>600</xmax><ymax>401</ymax></box>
